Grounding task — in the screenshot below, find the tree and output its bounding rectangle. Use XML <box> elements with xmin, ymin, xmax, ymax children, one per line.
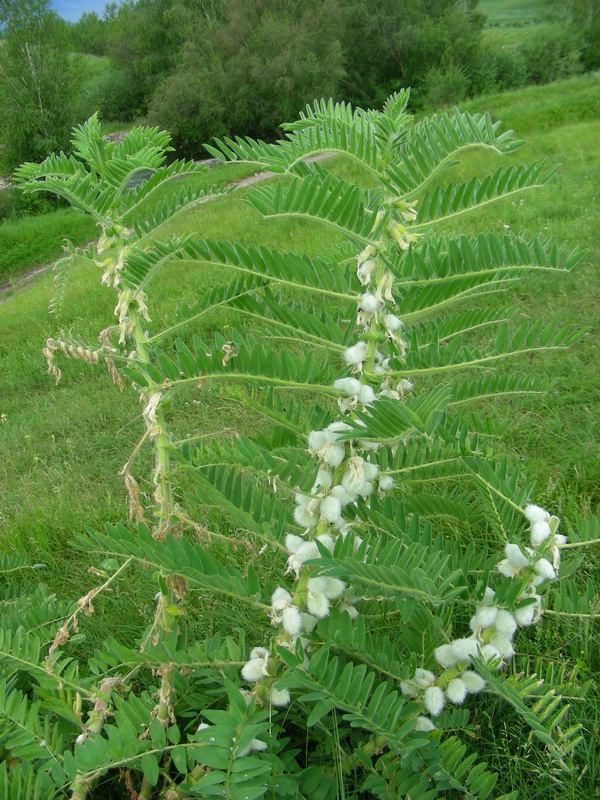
<box><xmin>0</xmin><ymin>0</ymin><xmax>75</xmax><ymax>169</ymax></box>
<box><xmin>147</xmin><ymin>0</ymin><xmax>345</xmax><ymax>156</ymax></box>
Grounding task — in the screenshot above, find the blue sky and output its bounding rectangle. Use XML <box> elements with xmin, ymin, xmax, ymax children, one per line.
<box><xmin>51</xmin><ymin>1</ymin><xmax>110</xmax><ymax>23</ymax></box>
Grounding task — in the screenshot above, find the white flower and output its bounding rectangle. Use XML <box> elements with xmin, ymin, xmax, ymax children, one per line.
<box><xmin>358</xmin><ymin>385</ymin><xmax>376</xmax><ymax>405</ymax></box>
<box><xmin>524</xmin><ymin>504</ymin><xmax>549</xmax><ymax>524</ymax></box>
<box><xmin>469</xmin><ymin>605</ymin><xmax>498</xmax><ymax>631</ymax></box>
<box><xmin>294</xmin><ymin>505</ymin><xmax>318</xmax><ymax>528</ymax></box>
<box><xmin>514</xmin><ymin>602</ymin><xmax>536</xmax><ymax>626</ymax></box>
<box><xmin>399</xmin><ymin>379</ymin><xmax>414</xmax><ymax>392</ymax></box>
<box><xmin>446</xmin><ymin>678</ymin><xmax>467</xmax><ymax>705</ymax></box>
<box><xmin>434</xmin><ymin>644</ymin><xmax>458</xmax><ymax>668</ymax></box>
<box><xmin>494</xmin><ymin>610</ymin><xmax>517</xmax><ymax>637</ymax></box>
<box><xmin>533</xmin><ymin>558</ymin><xmax>556</xmax><ymax>583</ymax></box>
<box><xmin>415</xmin><ymin>715</ymin><xmax>436</xmax><ymax>732</ymax></box>
<box><xmin>362</xmin><ymin>461</ymin><xmax>380</xmax><ymax>481</ymax></box>
<box><xmin>505</xmin><ymin>543</ymin><xmax>532</xmax><ymax>568</ymax></box>
<box><xmin>497</xmin><ymin>560</ymin><xmax>520</xmax><ymax>578</ymax></box>
<box><xmin>356</xmin><ymin>480</ymin><xmax>374</xmax><ymax>498</ymax></box>
<box><xmin>286</xmin><ymin>541</ymin><xmax>319</xmax><ymax>575</ymax></box>
<box><xmin>249</xmin><ymin>647</ymin><xmax>269</xmax><ymax>660</ymax></box>
<box><xmin>281</xmin><ymin>606</ymin><xmax>302</xmax><ymax>635</ymax></box>
<box><xmin>400</xmin><ymin>681</ymin><xmax>418</xmax><ymax>697</ymax></box>
<box><xmin>414</xmin><ymin>669</ymin><xmax>435</xmax><ymax>688</ymax></box>
<box><xmin>285</xmin><ymin>534</ymin><xmax>305</xmax><ymax>553</ymax></box>
<box><xmin>330</xmin><ymin>485</ymin><xmax>355</xmax><ymax>506</ymax></box>
<box><xmin>237</xmin><ymin>738</ymin><xmax>267</xmax><ymax>758</ymax></box>
<box><xmin>340</xmin><ymin>603</ymin><xmax>359</xmax><ymax>619</ymax></box>
<box><xmin>383</xmin><ymin>313</ymin><xmax>404</xmax><ymax>331</ymax></box>
<box><xmin>531</xmin><ymin>520</ymin><xmax>551</xmax><ymax>546</ymax></box>
<box><xmin>333</xmin><ymin>377</ymin><xmax>362</xmax><ymax>396</ymax></box>
<box><xmin>479</xmin><ymin>644</ymin><xmax>502</xmax><ymax>663</ymax></box>
<box><xmin>343</xmin><ymin>342</ymin><xmax>367</xmax><ymax>366</ymax></box>
<box><xmin>461</xmin><ymin>671</ymin><xmax>486</xmax><ymax>693</ymax></box>
<box><xmin>307</xmin><ymin>591</ymin><xmax>330</xmax><ymax>619</ymax></box>
<box><xmin>316</xmin><ymin>533</ymin><xmax>335</xmax><ymax>551</ymax></box>
<box><xmin>490</xmin><ymin>634</ymin><xmax>515</xmax><ymax>659</ymax></box>
<box><xmin>451</xmin><ymin>638</ymin><xmax>480</xmax><ymax>662</ymax></box>
<box><xmin>300</xmin><ymin>612</ymin><xmax>318</xmax><ymax>633</ymax></box>
<box><xmin>323</xmin><ymin>443</ymin><xmax>345</xmax><ymax>467</ymax></box>
<box><xmin>241</xmin><ymin>656</ymin><xmax>268</xmax><ymax>682</ymax></box>
<box><xmin>312</xmin><ymin>469</ymin><xmax>333</xmax><ymax>491</ymax></box>
<box><xmin>378</xmin><ymin>475</ymin><xmax>395</xmax><ymax>491</ymax></box>
<box><xmin>307</xmin><ymin>430</ymin><xmax>329</xmax><ymax>451</ymax></box>
<box><xmin>271</xmin><ymin>587</ymin><xmax>293</xmax><ymax>611</ymax></box>
<box><xmin>423</xmin><ymin>686</ymin><xmax>445</xmax><ymax>716</ymax></box>
<box><xmin>270</xmin><ymin>687</ymin><xmax>291</xmax><ymax>707</ymax></box>
<box><xmin>323</xmin><ymin>577</ymin><xmax>347</xmax><ymax>599</ymax></box>
<box><xmin>320</xmin><ymin>496</ymin><xmax>343</xmax><ymax>524</ymax></box>
<box><xmin>360</xmin><ymin>293</ymin><xmax>379</xmax><ymax>313</ymax></box>
<box><xmin>357</xmin><ymin>258</ymin><xmax>377</xmax><ymax>284</ymax></box>
<box><xmin>196</xmin><ymin>722</ymin><xmax>210</xmax><ymax>732</ymax></box>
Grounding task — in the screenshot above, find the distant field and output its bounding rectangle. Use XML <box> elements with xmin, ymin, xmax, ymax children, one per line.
<box><xmin>478</xmin><ymin>0</ymin><xmax>547</xmax><ymax>25</ymax></box>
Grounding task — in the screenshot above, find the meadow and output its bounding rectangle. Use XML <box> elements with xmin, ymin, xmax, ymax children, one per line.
<box><xmin>0</xmin><ymin>74</ymin><xmax>599</xmax><ymax>795</ymax></box>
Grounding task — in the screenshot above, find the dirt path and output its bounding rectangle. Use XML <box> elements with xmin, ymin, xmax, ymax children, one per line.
<box><xmin>0</xmin><ymin>153</ymin><xmax>331</xmax><ymax>303</ymax></box>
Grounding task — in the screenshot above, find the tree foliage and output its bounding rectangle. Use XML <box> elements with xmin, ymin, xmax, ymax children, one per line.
<box><xmin>0</xmin><ymin>0</ymin><xmax>75</xmax><ymax>168</ymax></box>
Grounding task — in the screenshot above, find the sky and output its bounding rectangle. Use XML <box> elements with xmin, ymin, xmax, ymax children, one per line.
<box><xmin>51</xmin><ymin>1</ymin><xmax>110</xmax><ymax>23</ymax></box>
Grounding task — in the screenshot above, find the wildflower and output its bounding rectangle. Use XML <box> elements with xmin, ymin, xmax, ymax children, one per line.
<box><xmin>489</xmin><ymin>634</ymin><xmax>515</xmax><ymax>659</ymax></box>
<box><xmin>271</xmin><ymin>587</ymin><xmax>293</xmax><ymax>611</ymax></box>
<box><xmin>320</xmin><ymin>496</ymin><xmax>343</xmax><ymax>524</ymax></box>
<box><xmin>423</xmin><ymin>686</ymin><xmax>445</xmax><ymax>716</ymax></box>
<box><xmin>270</xmin><ymin>687</ymin><xmax>291</xmax><ymax>707</ymax></box>
<box><xmin>237</xmin><ymin>738</ymin><xmax>268</xmax><ymax>758</ymax></box>
<box><xmin>469</xmin><ymin>605</ymin><xmax>498</xmax><ymax>631</ymax></box>
<box><xmin>307</xmin><ymin>430</ymin><xmax>329</xmax><ymax>451</ymax></box>
<box><xmin>281</xmin><ymin>606</ymin><xmax>302</xmax><ymax>636</ymax></box>
<box><xmin>357</xmin><ymin>258</ymin><xmax>377</xmax><ymax>284</ymax></box>
<box><xmin>434</xmin><ymin>643</ymin><xmax>458</xmax><ymax>668</ymax></box>
<box><xmin>414</xmin><ymin>669</ymin><xmax>435</xmax><ymax>688</ymax></box>
<box><xmin>307</xmin><ymin>590</ymin><xmax>330</xmax><ymax>619</ymax></box>
<box><xmin>533</xmin><ymin>558</ymin><xmax>556</xmax><ymax>583</ymax></box>
<box><xmin>241</xmin><ymin>651</ymin><xmax>269</xmax><ymax>682</ymax></box>
<box><xmin>415</xmin><ymin>716</ymin><xmax>436</xmax><ymax>732</ymax></box>
<box><xmin>514</xmin><ymin>601</ymin><xmax>537</xmax><ymax>626</ymax></box>
<box><xmin>360</xmin><ymin>293</ymin><xmax>379</xmax><ymax>313</ymax></box>
<box><xmin>494</xmin><ymin>610</ymin><xmax>517</xmax><ymax>637</ymax></box>
<box><xmin>461</xmin><ymin>671</ymin><xmax>486</xmax><ymax>693</ymax></box>
<box><xmin>333</xmin><ymin>377</ymin><xmax>362</xmax><ymax>396</ymax></box>
<box><xmin>378</xmin><ymin>475</ymin><xmax>395</xmax><ymax>491</ymax></box>
<box><xmin>504</xmin><ymin>543</ymin><xmax>532</xmax><ymax>568</ymax></box>
<box><xmin>400</xmin><ymin>681</ymin><xmax>418</xmax><ymax>697</ymax></box>
<box><xmin>293</xmin><ymin>505</ymin><xmax>318</xmax><ymax>528</ymax></box>
<box><xmin>300</xmin><ymin>612</ymin><xmax>318</xmax><ymax>633</ymax></box>
<box><xmin>531</xmin><ymin>520</ymin><xmax>551</xmax><ymax>546</ymax></box>
<box><xmin>323</xmin><ymin>443</ymin><xmax>345</xmax><ymax>467</ymax></box>
<box><xmin>524</xmin><ymin>504</ymin><xmax>549</xmax><ymax>524</ymax></box>
<box><xmin>343</xmin><ymin>342</ymin><xmax>367</xmax><ymax>366</ymax></box>
<box><xmin>446</xmin><ymin>679</ymin><xmax>467</xmax><ymax>705</ymax></box>
<box><xmin>383</xmin><ymin>313</ymin><xmax>404</xmax><ymax>331</ymax></box>
<box><xmin>330</xmin><ymin>485</ymin><xmax>355</xmax><ymax>506</ymax></box>
<box><xmin>451</xmin><ymin>638</ymin><xmax>480</xmax><ymax>662</ymax></box>
<box><xmin>358</xmin><ymin>385</ymin><xmax>376</xmax><ymax>405</ymax></box>
<box><xmin>285</xmin><ymin>534</ymin><xmax>305</xmax><ymax>553</ymax></box>
<box><xmin>479</xmin><ymin>644</ymin><xmax>502</xmax><ymax>663</ymax></box>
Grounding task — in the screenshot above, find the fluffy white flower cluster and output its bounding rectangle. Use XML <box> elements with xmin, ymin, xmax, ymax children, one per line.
<box><xmin>401</xmin><ymin>665</ymin><xmax>486</xmax><ymax>727</ymax></box>
<box><xmin>239</xmin><ymin>646</ymin><xmax>292</xmax><ymax>708</ymax></box>
<box><xmin>400</xmin><ymin>503</ymin><xmax>566</xmax><ymax>731</ymax></box>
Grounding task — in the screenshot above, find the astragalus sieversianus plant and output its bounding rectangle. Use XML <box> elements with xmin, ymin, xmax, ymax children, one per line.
<box><xmin>2</xmin><ymin>92</ymin><xmax>596</xmax><ymax>799</ymax></box>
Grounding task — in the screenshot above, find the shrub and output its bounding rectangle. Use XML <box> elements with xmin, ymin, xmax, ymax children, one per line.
<box><xmin>422</xmin><ymin>62</ymin><xmax>470</xmax><ymax>108</ymax></box>
<box><xmin>7</xmin><ymin>99</ymin><xmax>595</xmax><ymax>798</ymax></box>
<box><xmin>76</xmin><ymin>66</ymin><xmax>144</xmax><ymax>122</ymax></box>
<box><xmin>521</xmin><ymin>25</ymin><xmax>583</xmax><ymax>84</ymax></box>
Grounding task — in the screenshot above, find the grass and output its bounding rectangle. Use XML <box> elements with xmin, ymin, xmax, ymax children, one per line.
<box><xmin>0</xmin><ymin>75</ymin><xmax>599</xmax><ymax>794</ymax></box>
<box><xmin>0</xmin><ymin>161</ymin><xmax>260</xmax><ymax>286</ymax></box>
<box><xmin>0</xmin><ymin>209</ymin><xmax>97</xmax><ymax>283</ymax></box>
<box><xmin>478</xmin><ymin>0</ymin><xmax>548</xmax><ymax>26</ymax></box>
